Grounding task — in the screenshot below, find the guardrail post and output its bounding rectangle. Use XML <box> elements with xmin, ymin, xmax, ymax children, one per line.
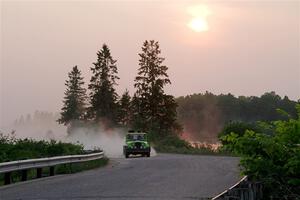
<box><xmin>37</xmin><ymin>168</ymin><xmax>42</xmax><ymax>178</ymax></box>
<box><xmin>49</xmin><ymin>166</ymin><xmax>55</xmax><ymax>176</ymax></box>
<box><xmin>21</xmin><ymin>169</ymin><xmax>27</xmax><ymax>181</ymax></box>
<box><xmin>4</xmin><ymin>172</ymin><xmax>11</xmax><ymax>185</ymax></box>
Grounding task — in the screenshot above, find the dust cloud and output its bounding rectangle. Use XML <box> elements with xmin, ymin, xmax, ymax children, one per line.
<box><xmin>1</xmin><ymin>111</ymin><xmax>143</xmax><ymax>158</ymax></box>
<box><xmin>178</xmin><ymin>100</ymin><xmax>223</xmax><ymax>143</ymax></box>
<box><xmin>2</xmin><ymin>111</ymin><xmax>158</xmax><ymax>158</ymax></box>
<box><xmin>66</xmin><ymin>125</ymin><xmax>157</xmax><ymax>157</ymax></box>
<box><xmin>66</xmin><ymin>126</ymin><xmax>126</xmax><ymax>158</ymax></box>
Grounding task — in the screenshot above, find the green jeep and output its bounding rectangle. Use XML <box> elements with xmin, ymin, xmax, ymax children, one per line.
<box><xmin>123</xmin><ymin>131</ymin><xmax>151</xmax><ymax>158</ymax></box>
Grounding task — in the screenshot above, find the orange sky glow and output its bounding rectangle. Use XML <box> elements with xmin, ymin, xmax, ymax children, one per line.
<box><xmin>0</xmin><ymin>1</ymin><xmax>299</xmax><ymax>127</ymax></box>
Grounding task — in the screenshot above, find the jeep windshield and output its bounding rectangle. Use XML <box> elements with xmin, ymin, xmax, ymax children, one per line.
<box><xmin>127</xmin><ymin>134</ymin><xmax>146</xmax><ymax>141</ymax></box>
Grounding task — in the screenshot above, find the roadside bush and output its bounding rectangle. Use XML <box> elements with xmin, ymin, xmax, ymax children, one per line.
<box><xmin>0</xmin><ymin>133</ymin><xmax>84</xmax><ymax>162</ymax></box>
<box><xmin>218</xmin><ymin>121</ymin><xmax>261</xmax><ymax>139</ymax></box>
<box><xmin>220</xmin><ymin>104</ymin><xmax>300</xmax><ymax>199</ymax></box>
<box><xmin>149</xmin><ymin>132</ymin><xmax>190</xmax><ymax>150</ymax></box>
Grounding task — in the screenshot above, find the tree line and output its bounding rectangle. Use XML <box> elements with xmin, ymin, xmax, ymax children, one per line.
<box><xmin>176</xmin><ymin>91</ymin><xmax>298</xmax><ymax>142</ymax></box>
<box><xmin>58</xmin><ymin>40</ymin><xmax>179</xmax><ymax>136</ymax></box>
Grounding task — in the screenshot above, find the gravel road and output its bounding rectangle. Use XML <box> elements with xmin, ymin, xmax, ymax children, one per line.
<box><xmin>0</xmin><ymin>154</ymin><xmax>240</xmax><ymax>200</ymax></box>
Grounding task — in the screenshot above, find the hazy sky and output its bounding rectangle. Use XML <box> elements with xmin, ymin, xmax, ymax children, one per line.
<box><xmin>1</xmin><ymin>0</ymin><xmax>299</xmax><ymax>128</ymax></box>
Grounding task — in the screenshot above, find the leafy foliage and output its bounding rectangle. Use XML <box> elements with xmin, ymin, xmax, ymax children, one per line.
<box><xmin>218</xmin><ymin>121</ymin><xmax>262</xmax><ymax>145</ymax></box>
<box><xmin>220</xmin><ymin>104</ymin><xmax>300</xmax><ymax>199</ymax></box>
<box><xmin>0</xmin><ymin>132</ymin><xmax>84</xmax><ymax>162</ymax></box>
<box><xmin>149</xmin><ymin>132</ymin><xmax>190</xmax><ymax>151</ymax></box>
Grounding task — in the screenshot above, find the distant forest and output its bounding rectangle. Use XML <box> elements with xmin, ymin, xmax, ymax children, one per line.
<box><xmin>176</xmin><ymin>91</ymin><xmax>298</xmax><ymax>142</ymax></box>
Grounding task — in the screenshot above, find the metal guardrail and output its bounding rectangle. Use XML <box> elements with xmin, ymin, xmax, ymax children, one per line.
<box><xmin>212</xmin><ymin>176</ymin><xmax>263</xmax><ymax>200</ymax></box>
<box><xmin>0</xmin><ymin>152</ymin><xmax>104</xmax><ymax>185</ymax></box>
<box><xmin>0</xmin><ymin>152</ymin><xmax>104</xmax><ymax>173</ymax></box>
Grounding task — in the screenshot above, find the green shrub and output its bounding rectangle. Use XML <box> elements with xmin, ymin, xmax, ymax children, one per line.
<box><xmin>0</xmin><ymin>133</ymin><xmax>84</xmax><ymax>162</ymax></box>
<box><xmin>220</xmin><ymin>104</ymin><xmax>300</xmax><ymax>199</ymax></box>
<box><xmin>0</xmin><ymin>134</ymin><xmax>108</xmax><ymax>186</ymax></box>
<box><xmin>218</xmin><ymin>121</ymin><xmax>261</xmax><ymax>139</ymax></box>
<box><xmin>149</xmin><ymin>132</ymin><xmax>190</xmax><ymax>150</ymax></box>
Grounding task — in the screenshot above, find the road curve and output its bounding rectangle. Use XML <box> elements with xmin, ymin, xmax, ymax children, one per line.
<box><xmin>0</xmin><ymin>154</ymin><xmax>240</xmax><ymax>200</ymax></box>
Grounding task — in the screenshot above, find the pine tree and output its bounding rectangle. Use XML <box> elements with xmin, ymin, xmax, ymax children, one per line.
<box><xmin>87</xmin><ymin>44</ymin><xmax>119</xmax><ymax>125</ymax></box>
<box><xmin>118</xmin><ymin>89</ymin><xmax>131</xmax><ymax>126</ymax></box>
<box><xmin>132</xmin><ymin>40</ymin><xmax>179</xmax><ymax>134</ymax></box>
<box><xmin>58</xmin><ymin>66</ymin><xmax>87</xmax><ymax>126</ymax></box>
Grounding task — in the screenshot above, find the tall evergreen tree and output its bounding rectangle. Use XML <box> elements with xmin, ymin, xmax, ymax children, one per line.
<box><xmin>130</xmin><ymin>94</ymin><xmax>145</xmax><ymax>129</ymax></box>
<box><xmin>118</xmin><ymin>89</ymin><xmax>131</xmax><ymax>126</ymax></box>
<box><xmin>87</xmin><ymin>44</ymin><xmax>119</xmax><ymax>125</ymax></box>
<box><xmin>58</xmin><ymin>66</ymin><xmax>87</xmax><ymax>126</ymax></box>
<box><xmin>132</xmin><ymin>40</ymin><xmax>179</xmax><ymax>134</ymax></box>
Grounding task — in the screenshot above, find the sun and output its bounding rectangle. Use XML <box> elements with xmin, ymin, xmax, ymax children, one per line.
<box><xmin>187</xmin><ymin>5</ymin><xmax>211</xmax><ymax>32</ymax></box>
<box><xmin>188</xmin><ymin>17</ymin><xmax>208</xmax><ymax>32</ymax></box>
